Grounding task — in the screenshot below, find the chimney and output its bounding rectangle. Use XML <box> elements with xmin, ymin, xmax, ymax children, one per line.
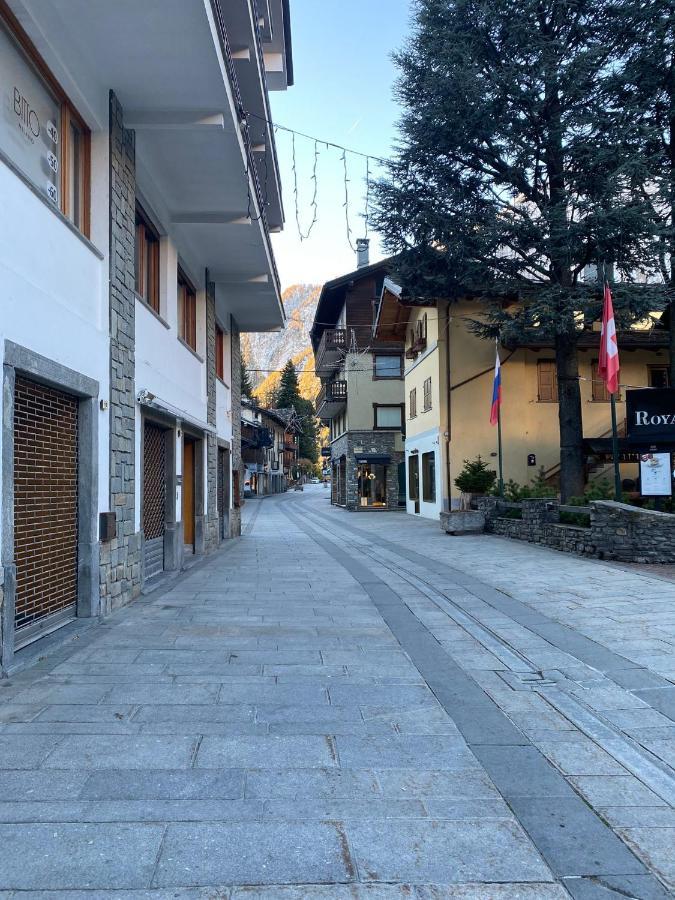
<box><xmin>356</xmin><ymin>238</ymin><xmax>370</xmax><ymax>269</ymax></box>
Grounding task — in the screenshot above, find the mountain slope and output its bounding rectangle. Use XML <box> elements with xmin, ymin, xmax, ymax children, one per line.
<box><xmin>242</xmin><ymin>283</ymin><xmax>321</xmax><ymax>404</ymax></box>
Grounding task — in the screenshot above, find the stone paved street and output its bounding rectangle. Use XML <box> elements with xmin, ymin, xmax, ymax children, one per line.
<box><xmin>0</xmin><ymin>487</ymin><xmax>674</xmax><ymax>897</ymax></box>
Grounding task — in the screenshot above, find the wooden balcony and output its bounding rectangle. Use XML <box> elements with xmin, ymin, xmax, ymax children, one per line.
<box><xmin>314</xmin><ymin>328</ymin><xmax>347</xmax><ymax>377</ymax></box>
<box><xmin>315</xmin><ymin>380</ymin><xmax>348</xmax><ymax>419</ymax></box>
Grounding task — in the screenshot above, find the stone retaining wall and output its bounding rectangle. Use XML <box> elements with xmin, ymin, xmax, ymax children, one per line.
<box><xmin>477</xmin><ymin>497</ymin><xmax>675</xmax><ymax>563</ymax></box>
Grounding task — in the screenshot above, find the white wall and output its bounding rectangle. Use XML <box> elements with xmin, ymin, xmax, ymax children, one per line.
<box><xmin>0</xmin><ymin>159</ymin><xmax>110</xmax><ymax>552</ymax></box>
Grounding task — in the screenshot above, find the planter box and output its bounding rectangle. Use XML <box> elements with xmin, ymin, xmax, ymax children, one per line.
<box><xmin>440</xmin><ymin>510</ymin><xmax>485</xmax><ymax>535</ymax></box>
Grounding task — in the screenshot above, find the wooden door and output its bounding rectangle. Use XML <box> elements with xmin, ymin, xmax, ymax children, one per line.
<box><xmin>183</xmin><ymin>440</ymin><xmax>195</xmax><ymax>548</ymax></box>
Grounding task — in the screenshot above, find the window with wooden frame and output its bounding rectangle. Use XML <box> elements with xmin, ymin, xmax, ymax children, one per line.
<box><xmin>591</xmin><ymin>360</ymin><xmax>619</xmax><ymax>401</ymax></box>
<box><xmin>423</xmin><ymin>377</ymin><xmax>432</xmax><ymax>411</ymax></box>
<box><xmin>409</xmin><ymin>387</ymin><xmax>417</xmax><ymax>419</ymax></box>
<box><xmin>373</xmin><ymin>404</ymin><xmax>404</xmax><ymax>430</ymax></box>
<box><xmin>135</xmin><ymin>205</ymin><xmax>160</xmax><ymax>312</ymax></box>
<box><xmin>216</xmin><ymin>324</ymin><xmax>225</xmax><ymax>381</ymax></box>
<box><xmin>178</xmin><ymin>269</ymin><xmax>197</xmax><ymax>351</ymax></box>
<box><xmin>0</xmin><ymin>4</ymin><xmax>90</xmax><ymax>235</ymax></box>
<box><xmin>374</xmin><ymin>354</ymin><xmax>403</xmax><ymax>379</ymax></box>
<box><xmin>537</xmin><ymin>360</ymin><xmax>558</xmax><ymax>402</ymax></box>
<box><xmin>648</xmin><ymin>366</ymin><xmax>670</xmax><ymax>389</ymax></box>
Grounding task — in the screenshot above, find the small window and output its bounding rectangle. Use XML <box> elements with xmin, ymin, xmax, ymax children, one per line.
<box><xmin>423</xmin><ymin>377</ymin><xmax>432</xmax><ymax>411</ymax></box>
<box><xmin>422</xmin><ymin>451</ymin><xmax>436</xmax><ymax>503</ymax></box>
<box><xmin>374</xmin><ymin>405</ymin><xmax>403</xmax><ymax>429</ymax></box>
<box><xmin>374</xmin><ymin>355</ymin><xmax>402</xmax><ymax>378</ymax></box>
<box><xmin>649</xmin><ymin>366</ymin><xmax>670</xmax><ymax>389</ymax></box>
<box><xmin>537</xmin><ymin>360</ymin><xmax>557</xmax><ymax>402</ymax></box>
<box><xmin>178</xmin><ymin>270</ymin><xmax>197</xmax><ymax>350</ymax></box>
<box><xmin>135</xmin><ymin>205</ymin><xmax>160</xmax><ymax>312</ymax></box>
<box><xmin>216</xmin><ymin>325</ymin><xmax>224</xmax><ymax>381</ymax></box>
<box><xmin>409</xmin><ymin>387</ymin><xmax>417</xmax><ymax>419</ymax></box>
<box><xmin>63</xmin><ymin>108</ymin><xmax>87</xmax><ymax>230</ymax></box>
<box><xmin>591</xmin><ymin>360</ymin><xmax>619</xmax><ymax>401</ymax></box>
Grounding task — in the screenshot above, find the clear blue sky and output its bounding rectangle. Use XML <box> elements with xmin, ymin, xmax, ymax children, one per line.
<box><xmin>270</xmin><ymin>0</ymin><xmax>413</xmax><ymax>289</ymax></box>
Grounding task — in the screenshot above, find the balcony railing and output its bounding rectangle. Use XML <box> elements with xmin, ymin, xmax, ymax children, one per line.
<box><xmin>315</xmin><ymin>380</ymin><xmax>348</xmax><ymax>418</ymax></box>
<box><xmin>314</xmin><ymin>328</ymin><xmax>347</xmax><ymax>376</ymax></box>
<box><xmin>209</xmin><ymin>0</ymin><xmax>280</xmax><ymax>293</ymax></box>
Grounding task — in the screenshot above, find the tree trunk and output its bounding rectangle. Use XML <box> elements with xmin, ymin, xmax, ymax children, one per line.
<box><xmin>555</xmin><ymin>331</ymin><xmax>585</xmax><ymax>501</ymax></box>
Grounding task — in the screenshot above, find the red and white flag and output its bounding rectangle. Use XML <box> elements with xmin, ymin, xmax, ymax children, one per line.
<box><xmin>598</xmin><ymin>282</ymin><xmax>620</xmax><ymax>395</ymax></box>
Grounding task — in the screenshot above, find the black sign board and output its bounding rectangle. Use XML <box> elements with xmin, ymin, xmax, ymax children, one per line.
<box><xmin>626</xmin><ymin>389</ymin><xmax>675</xmax><ymax>442</ymax></box>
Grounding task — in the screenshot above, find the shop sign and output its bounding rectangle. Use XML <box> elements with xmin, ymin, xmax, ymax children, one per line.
<box><xmin>0</xmin><ymin>19</ymin><xmax>60</xmax><ymax>203</ymax></box>
<box><xmin>639</xmin><ymin>452</ymin><xmax>673</xmax><ymax>497</ymax></box>
<box><xmin>626</xmin><ymin>389</ymin><xmax>675</xmax><ymax>441</ymax></box>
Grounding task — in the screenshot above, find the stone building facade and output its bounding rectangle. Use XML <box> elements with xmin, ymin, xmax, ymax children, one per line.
<box><xmin>331</xmin><ymin>431</ymin><xmax>404</xmax><ymax>512</ymax></box>
<box><xmin>102</xmin><ymin>92</ymin><xmax>142</xmax><ymax>613</ymax></box>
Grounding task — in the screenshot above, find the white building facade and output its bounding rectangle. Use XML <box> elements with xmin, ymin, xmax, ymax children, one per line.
<box><xmin>0</xmin><ymin>0</ymin><xmax>292</xmax><ymax>671</ymax></box>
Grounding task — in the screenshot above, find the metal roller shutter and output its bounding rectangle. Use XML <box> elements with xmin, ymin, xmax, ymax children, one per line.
<box><xmin>13</xmin><ymin>376</ymin><xmax>78</xmax><ymax>646</ymax></box>
<box><xmin>143</xmin><ymin>421</ymin><xmax>166</xmax><ymax>579</ymax></box>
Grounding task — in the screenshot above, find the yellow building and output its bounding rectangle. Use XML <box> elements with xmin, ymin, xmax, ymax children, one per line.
<box><xmin>375</xmin><ymin>286</ymin><xmax>670</xmax><ymax>520</ymax></box>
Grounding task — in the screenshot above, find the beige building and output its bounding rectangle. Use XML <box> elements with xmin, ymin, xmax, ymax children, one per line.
<box><xmin>375</xmin><ymin>289</ymin><xmax>671</xmax><ymax>519</ymax></box>
<box><xmin>312</xmin><ymin>245</ymin><xmax>406</xmax><ymax>510</ymax></box>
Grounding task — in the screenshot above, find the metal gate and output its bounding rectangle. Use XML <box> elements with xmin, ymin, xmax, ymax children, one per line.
<box><xmin>14</xmin><ymin>376</ymin><xmax>78</xmax><ymax>646</ymax></box>
<box><xmin>143</xmin><ymin>421</ymin><xmax>166</xmax><ymax>579</ymax></box>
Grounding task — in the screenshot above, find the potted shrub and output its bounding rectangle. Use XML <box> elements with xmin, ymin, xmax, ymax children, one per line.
<box><xmin>440</xmin><ymin>457</ymin><xmax>496</xmax><ymax>535</ymax></box>
<box><xmin>454</xmin><ymin>457</ymin><xmax>497</xmax><ymax>509</ymax></box>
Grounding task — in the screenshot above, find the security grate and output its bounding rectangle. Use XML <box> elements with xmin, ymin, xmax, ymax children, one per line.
<box><xmin>14</xmin><ymin>376</ymin><xmax>79</xmax><ymax>633</ymax></box>
<box><xmin>143</xmin><ymin>422</ymin><xmax>166</xmax><ymax>540</ymax></box>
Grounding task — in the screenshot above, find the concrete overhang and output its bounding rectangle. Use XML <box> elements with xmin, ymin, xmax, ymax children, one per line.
<box><xmin>7</xmin><ymin>0</ymin><xmax>286</xmax><ymax>331</ymax></box>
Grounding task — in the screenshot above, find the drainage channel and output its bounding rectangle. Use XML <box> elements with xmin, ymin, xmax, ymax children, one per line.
<box><xmin>280</xmin><ymin>503</ymin><xmax>670</xmax><ymax>898</ymax></box>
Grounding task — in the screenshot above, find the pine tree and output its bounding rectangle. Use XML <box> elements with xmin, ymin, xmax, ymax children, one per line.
<box><xmin>371</xmin><ymin>0</ymin><xmax>664</xmax><ymax>499</ymax></box>
<box><xmin>240</xmin><ymin>360</ymin><xmax>253</xmax><ymax>399</ymax></box>
<box><xmin>274</xmin><ymin>360</ymin><xmax>301</xmax><ymax>410</ymax></box>
<box><xmin>610</xmin><ymin>1</ymin><xmax>675</xmax><ymax>380</ymax></box>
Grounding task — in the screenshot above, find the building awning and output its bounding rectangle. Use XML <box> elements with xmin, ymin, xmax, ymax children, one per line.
<box><xmin>355</xmin><ymin>454</ymin><xmax>391</xmax><ymax>465</ymax></box>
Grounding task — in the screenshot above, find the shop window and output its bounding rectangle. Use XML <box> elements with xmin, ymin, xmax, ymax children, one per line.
<box><xmin>178</xmin><ymin>270</ymin><xmax>197</xmax><ymax>351</ymax></box>
<box><xmin>648</xmin><ymin>366</ymin><xmax>670</xmax><ymax>388</ymax></box>
<box><xmin>423</xmin><ymin>377</ymin><xmax>432</xmax><ymax>411</ymax></box>
<box><xmin>135</xmin><ymin>205</ymin><xmax>160</xmax><ymax>312</ymax></box>
<box><xmin>422</xmin><ymin>451</ymin><xmax>436</xmax><ymax>503</ymax></box>
<box><xmin>409</xmin><ymin>387</ymin><xmax>417</xmax><ymax>419</ymax></box>
<box><xmin>374</xmin><ymin>404</ymin><xmax>403</xmax><ymax>429</ymax></box>
<box><xmin>591</xmin><ymin>360</ymin><xmax>619</xmax><ymax>400</ymax></box>
<box><xmin>0</xmin><ymin>9</ymin><xmax>90</xmax><ymax>234</ymax></box>
<box><xmin>537</xmin><ymin>360</ymin><xmax>557</xmax><ymax>402</ymax></box>
<box><xmin>216</xmin><ymin>324</ymin><xmax>224</xmax><ymax>380</ymax></box>
<box><xmin>374</xmin><ymin>354</ymin><xmax>403</xmax><ymax>378</ymax></box>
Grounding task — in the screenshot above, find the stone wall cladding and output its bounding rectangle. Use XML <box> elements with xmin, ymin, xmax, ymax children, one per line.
<box><xmin>205</xmin><ymin>281</ymin><xmax>219</xmax><ymax>550</ymax></box>
<box><xmin>477</xmin><ymin>497</ymin><xmax>675</xmax><ymax>563</ymax></box>
<box><xmin>231</xmin><ymin>322</ymin><xmax>242</xmax><ymax>537</ymax></box>
<box><xmin>101</xmin><ymin>92</ymin><xmax>141</xmax><ymax>613</ymax></box>
<box><xmin>331</xmin><ymin>431</ymin><xmax>403</xmax><ymax>511</ymax></box>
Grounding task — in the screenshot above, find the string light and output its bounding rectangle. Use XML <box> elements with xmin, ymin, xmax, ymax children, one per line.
<box><xmin>245</xmin><ymin>109</ymin><xmax>390</xmax><ymax>247</ymax></box>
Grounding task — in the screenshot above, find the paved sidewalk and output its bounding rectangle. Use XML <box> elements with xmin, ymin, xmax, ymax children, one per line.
<box><xmin>0</xmin><ymin>489</ymin><xmax>672</xmax><ymax>896</ymax></box>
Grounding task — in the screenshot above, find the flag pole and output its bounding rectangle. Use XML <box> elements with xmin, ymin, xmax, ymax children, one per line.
<box><xmin>610</xmin><ymin>392</ymin><xmax>621</xmax><ymax>501</ymax></box>
<box><xmin>496</xmin><ymin>338</ymin><xmax>504</xmax><ymax>497</ymax></box>
<box><xmin>497</xmin><ymin>400</ymin><xmax>504</xmax><ymax>498</ymax></box>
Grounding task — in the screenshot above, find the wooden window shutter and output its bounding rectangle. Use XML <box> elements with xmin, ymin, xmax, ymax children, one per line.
<box><xmin>537</xmin><ymin>360</ymin><xmax>557</xmax><ymax>402</ymax></box>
